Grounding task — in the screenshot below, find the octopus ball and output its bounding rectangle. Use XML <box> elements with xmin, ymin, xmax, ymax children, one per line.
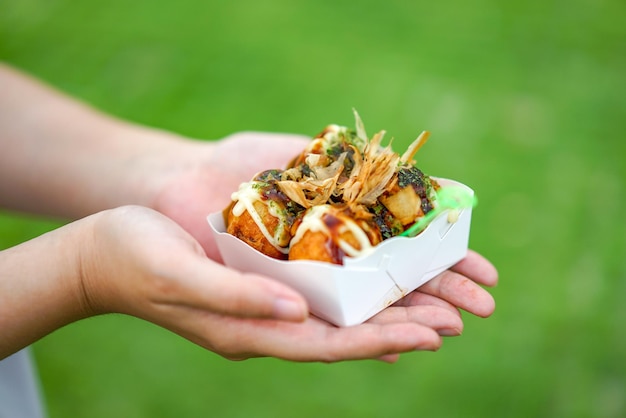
<box><xmin>226</xmin><ymin>202</ymin><xmax>288</xmax><ymax>260</ymax></box>
<box><xmin>288</xmin><ymin>205</ymin><xmax>382</xmax><ymax>265</ymax></box>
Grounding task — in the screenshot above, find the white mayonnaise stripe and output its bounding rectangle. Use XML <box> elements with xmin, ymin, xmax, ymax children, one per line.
<box><xmin>231</xmin><ymin>182</ymin><xmax>290</xmax><ymax>255</ymax></box>
<box><xmin>337</xmin><ymin>222</ymin><xmax>372</xmax><ymax>257</ymax></box>
<box><xmin>291</xmin><ymin>205</ymin><xmax>372</xmax><ymax>257</ymax></box>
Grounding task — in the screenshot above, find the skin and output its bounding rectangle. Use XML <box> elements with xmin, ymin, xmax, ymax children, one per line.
<box><xmin>0</xmin><ymin>63</ymin><xmax>497</xmax><ymax>362</ymax></box>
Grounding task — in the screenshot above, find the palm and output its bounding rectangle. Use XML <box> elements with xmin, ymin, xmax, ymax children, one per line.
<box><xmin>154</xmin><ymin>132</ymin><xmax>309</xmax><ymax>260</ymax></box>
<box><xmin>152</xmin><ymin>131</ymin><xmax>497</xmax><ymax>326</ymax></box>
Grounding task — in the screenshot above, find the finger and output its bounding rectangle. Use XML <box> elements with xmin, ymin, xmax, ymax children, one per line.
<box><xmin>219</xmin><ymin>132</ymin><xmax>310</xmax><ymax>174</ymax></box>
<box><xmin>377</xmin><ymin>353</ymin><xmax>401</xmax><ymax>363</ymax></box>
<box><xmin>367</xmin><ymin>305</ymin><xmax>463</xmax><ymax>336</ymax></box>
<box><xmin>259</xmin><ymin>322</ymin><xmax>444</xmax><ymax>362</ymax></box>
<box><xmin>451</xmin><ymin>250</ymin><xmax>499</xmax><ymax>287</ymax></box>
<box><xmin>393</xmin><ymin>291</ymin><xmax>461</xmax><ymax>317</ymax></box>
<box><xmin>418</xmin><ymin>270</ymin><xmax>496</xmax><ymax>318</ymax></box>
<box><xmin>161</xmin><ymin>256</ymin><xmax>309</xmax><ymax>322</ymax></box>
<box><xmin>201</xmin><ymin>317</ymin><xmax>442</xmax><ymax>362</ymax></box>
<box><xmin>152</xmin><ymin>303</ymin><xmax>445</xmax><ymax>362</ymax></box>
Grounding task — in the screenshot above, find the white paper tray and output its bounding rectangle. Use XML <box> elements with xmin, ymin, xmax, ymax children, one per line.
<box><xmin>207</xmin><ymin>178</ymin><xmax>473</xmax><ymax>326</ymax></box>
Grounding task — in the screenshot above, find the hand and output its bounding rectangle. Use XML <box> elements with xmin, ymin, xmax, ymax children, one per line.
<box><xmin>81</xmin><ymin>206</ymin><xmax>463</xmax><ymax>362</ymax></box>
<box><xmin>152</xmin><ymin>132</ymin><xmax>310</xmax><ymax>261</ymax></box>
<box><xmin>0</xmin><ymin>66</ymin><xmax>497</xmax><ymax>361</ymax></box>
<box><xmin>357</xmin><ymin>250</ymin><xmax>497</xmax><ymax>362</ymax></box>
<box><xmin>150</xmin><ymin>132</ymin><xmax>498</xmax><ymax>314</ymax></box>
<box><xmin>408</xmin><ymin>249</ymin><xmax>498</xmax><ymax>319</ymax></box>
<box><xmin>152</xmin><ymin>250</ymin><xmax>497</xmax><ymax>363</ymax></box>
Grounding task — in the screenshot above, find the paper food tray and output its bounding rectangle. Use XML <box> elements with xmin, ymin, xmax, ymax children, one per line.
<box><xmin>207</xmin><ymin>178</ymin><xmax>473</xmax><ymax>327</ymax></box>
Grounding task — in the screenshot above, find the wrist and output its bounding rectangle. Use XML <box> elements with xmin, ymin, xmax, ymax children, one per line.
<box><xmin>0</xmin><ymin>216</ymin><xmax>97</xmax><ymax>357</ymax></box>
<box><xmin>109</xmin><ymin>124</ymin><xmax>215</xmax><ymax>211</ymax></box>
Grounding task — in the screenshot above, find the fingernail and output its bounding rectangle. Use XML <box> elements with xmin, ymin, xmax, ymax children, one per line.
<box><xmin>274</xmin><ymin>299</ymin><xmax>307</xmax><ymax>321</ymax></box>
<box><xmin>377</xmin><ymin>354</ymin><xmax>400</xmax><ymax>363</ymax></box>
<box><xmin>439</xmin><ymin>327</ymin><xmax>462</xmax><ymax>336</ymax></box>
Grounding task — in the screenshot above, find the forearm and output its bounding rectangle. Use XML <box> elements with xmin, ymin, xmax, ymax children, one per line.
<box><xmin>0</xmin><ymin>63</ymin><xmax>196</xmax><ymax>219</ymax></box>
<box><xmin>0</xmin><ymin>219</ymin><xmax>92</xmax><ymax>359</ymax></box>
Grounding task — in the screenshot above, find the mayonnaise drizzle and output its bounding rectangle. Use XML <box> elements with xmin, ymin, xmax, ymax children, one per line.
<box><xmin>291</xmin><ymin>205</ymin><xmax>373</xmax><ymax>257</ymax></box>
<box><xmin>231</xmin><ymin>182</ymin><xmax>290</xmax><ymax>255</ymax></box>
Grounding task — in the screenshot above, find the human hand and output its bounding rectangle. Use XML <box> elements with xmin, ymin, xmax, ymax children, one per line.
<box><xmin>402</xmin><ymin>249</ymin><xmax>498</xmax><ymax>319</ymax></box>
<box><xmin>0</xmin><ymin>204</ymin><xmax>494</xmax><ymax>361</ymax></box>
<box><xmin>144</xmin><ymin>248</ymin><xmax>497</xmax><ymax>363</ymax></box>
<box><xmin>79</xmin><ymin>206</ymin><xmax>463</xmax><ymax>362</ymax></box>
<box><xmin>0</xmin><ymin>65</ymin><xmax>496</xmax><ymax>361</ymax></box>
<box><xmin>150</xmin><ymin>131</ymin><xmax>497</xmax><ymax>323</ymax></box>
<box><xmin>152</xmin><ymin>131</ymin><xmax>310</xmax><ymax>261</ymax></box>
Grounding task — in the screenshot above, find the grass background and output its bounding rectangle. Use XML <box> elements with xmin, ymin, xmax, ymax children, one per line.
<box><xmin>1</xmin><ymin>0</ymin><xmax>625</xmax><ymax>417</ymax></box>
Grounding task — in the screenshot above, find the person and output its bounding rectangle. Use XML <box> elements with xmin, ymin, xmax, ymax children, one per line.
<box><xmin>0</xmin><ymin>62</ymin><xmax>497</xmax><ymax>364</ymax></box>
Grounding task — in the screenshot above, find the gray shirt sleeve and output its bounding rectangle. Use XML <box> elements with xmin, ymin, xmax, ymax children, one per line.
<box><xmin>0</xmin><ymin>348</ymin><xmax>46</xmax><ymax>418</ymax></box>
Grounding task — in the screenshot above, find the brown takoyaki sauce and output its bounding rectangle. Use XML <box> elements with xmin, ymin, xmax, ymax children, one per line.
<box><xmin>322</xmin><ymin>213</ymin><xmax>348</xmax><ymax>265</ymax></box>
<box><xmin>317</xmin><ymin>210</ymin><xmax>379</xmax><ymax>265</ymax></box>
<box><xmin>226</xmin><ymin>113</ymin><xmax>442</xmax><ymax>263</ymax></box>
<box><xmin>254</xmin><ymin>169</ymin><xmax>283</xmax><ymax>182</ymax></box>
<box><xmin>252</xmin><ymin>170</ymin><xmax>305</xmax><ymax>229</ymax></box>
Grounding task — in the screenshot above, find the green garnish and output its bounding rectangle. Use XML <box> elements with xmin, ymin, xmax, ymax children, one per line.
<box><xmin>400</xmin><ymin>186</ymin><xmax>477</xmax><ymax>237</ymax></box>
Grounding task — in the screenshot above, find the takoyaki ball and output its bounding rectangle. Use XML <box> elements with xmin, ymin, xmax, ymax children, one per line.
<box><xmin>227</xmin><ymin>199</ymin><xmax>288</xmax><ymax>260</ymax></box>
<box><xmin>288</xmin><ymin>205</ymin><xmax>382</xmax><ymax>265</ymax></box>
<box><xmin>379</xmin><ymin>166</ymin><xmax>440</xmax><ymax>227</ymax></box>
<box><xmin>227</xmin><ymin>177</ymin><xmax>303</xmax><ymax>260</ymax></box>
<box><xmin>287</xmin><ymin>125</ymin><xmax>361</xmax><ymax>178</ymax></box>
<box><xmin>288</xmin><ymin>229</ymin><xmax>336</xmax><ymax>264</ymax></box>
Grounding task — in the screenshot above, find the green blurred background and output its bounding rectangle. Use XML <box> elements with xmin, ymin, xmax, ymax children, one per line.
<box><xmin>1</xmin><ymin>0</ymin><xmax>625</xmax><ymax>417</ymax></box>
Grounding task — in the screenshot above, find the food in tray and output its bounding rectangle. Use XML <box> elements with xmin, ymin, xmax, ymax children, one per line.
<box><xmin>224</xmin><ymin>111</ymin><xmax>442</xmax><ymax>265</ymax></box>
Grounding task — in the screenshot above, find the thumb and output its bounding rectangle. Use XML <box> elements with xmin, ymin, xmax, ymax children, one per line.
<box><xmin>170</xmin><ymin>256</ymin><xmax>309</xmax><ymax>322</ymax></box>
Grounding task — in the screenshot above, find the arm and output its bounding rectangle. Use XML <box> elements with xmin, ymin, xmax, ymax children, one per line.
<box><xmin>0</xmin><ymin>63</ymin><xmax>186</xmax><ymax>218</ymax></box>
<box><xmin>0</xmin><ymin>219</ymin><xmax>89</xmax><ymax>357</ymax></box>
<box><xmin>0</xmin><ymin>63</ymin><xmax>309</xmax><ymax>260</ymax></box>
<box><xmin>1</xmin><ymin>205</ymin><xmax>451</xmax><ymax>361</ymax></box>
<box><xmin>0</xmin><ymin>63</ymin><xmax>497</xmax><ymax>362</ymax></box>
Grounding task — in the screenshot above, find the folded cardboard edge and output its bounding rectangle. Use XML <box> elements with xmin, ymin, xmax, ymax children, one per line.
<box><xmin>206</xmin><ymin>178</ymin><xmax>473</xmax><ymax>326</ymax></box>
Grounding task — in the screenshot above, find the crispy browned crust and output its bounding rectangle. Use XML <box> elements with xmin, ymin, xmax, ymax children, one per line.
<box><xmin>289</xmin><ymin>229</ymin><xmax>370</xmax><ymax>264</ymax></box>
<box><xmin>225</xmin><ymin>114</ymin><xmax>438</xmax><ymax>263</ymax></box>
<box><xmin>288</xmin><ymin>208</ymin><xmax>382</xmax><ymax>265</ymax></box>
<box><xmin>289</xmin><ymin>230</ymin><xmax>335</xmax><ymax>263</ymax></box>
<box><xmin>227</xmin><ymin>201</ymin><xmax>287</xmax><ymax>260</ymax></box>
